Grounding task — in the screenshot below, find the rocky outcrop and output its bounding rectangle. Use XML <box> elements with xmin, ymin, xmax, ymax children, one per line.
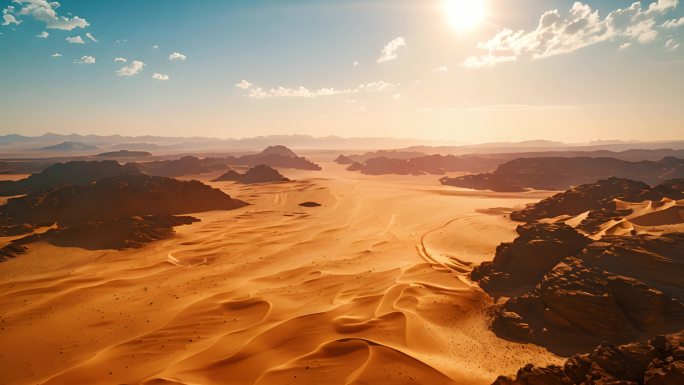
<box><xmin>495</xmin><ymin>256</ymin><xmax>684</xmax><ymax>351</ymax></box>
<box><xmin>473</xmin><ymin>227</ymin><xmax>684</xmax><ymax>353</ymax></box>
<box><xmin>344</xmin><ymin>154</ymin><xmax>502</xmax><ymax>176</ymax></box>
<box><xmin>0</xmin><ymin>175</ymin><xmax>247</xmax><ymax>255</ymax></box>
<box><xmin>0</xmin><ymin>215</ymin><xmax>199</xmax><ymax>258</ymax></box>
<box><xmin>299</xmin><ymin>201</ymin><xmax>321</xmax><ymax>207</ymax></box>
<box><xmin>471</xmin><ymin>223</ymin><xmax>591</xmax><ymax>295</ymax></box>
<box><xmin>212</xmin><ymin>164</ymin><xmax>289</xmax><ymax>184</ymax></box>
<box><xmin>231</xmin><ymin>146</ymin><xmax>321</xmax><ymax>170</ymax></box>
<box><xmin>510</xmin><ymin>178</ymin><xmax>684</xmax><ymax>233</ymax></box>
<box><xmin>441</xmin><ymin>157</ymin><xmax>684</xmax><ymax>192</ymax></box>
<box><xmin>492</xmin><ymin>332</ymin><xmax>684</xmax><ymax>385</ymax></box>
<box><xmin>334</xmin><ymin>155</ymin><xmax>355</xmax><ymax>165</ymax></box>
<box><xmin>0</xmin><ymin>174</ymin><xmax>246</xmax><ymax>228</ymax></box>
<box><xmin>346</xmin><ymin>162</ymin><xmax>363</xmax><ymax>172</ymax></box>
<box><xmin>0</xmin><ymin>160</ymin><xmax>142</xmax><ymax>196</ymax></box>
<box><xmin>133</xmin><ymin>156</ymin><xmax>228</xmax><ymax>177</ymax></box>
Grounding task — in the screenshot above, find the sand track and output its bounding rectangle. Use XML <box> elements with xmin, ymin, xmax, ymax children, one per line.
<box><xmin>0</xmin><ymin>164</ymin><xmax>562</xmax><ymax>385</ymax></box>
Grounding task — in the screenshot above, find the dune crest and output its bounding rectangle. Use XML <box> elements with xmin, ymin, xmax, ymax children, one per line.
<box><xmin>0</xmin><ymin>165</ymin><xmax>562</xmax><ymax>385</ymax></box>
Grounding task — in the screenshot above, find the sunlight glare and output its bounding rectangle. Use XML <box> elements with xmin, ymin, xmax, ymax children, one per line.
<box><xmin>444</xmin><ymin>0</ymin><xmax>486</xmax><ymax>31</ymax></box>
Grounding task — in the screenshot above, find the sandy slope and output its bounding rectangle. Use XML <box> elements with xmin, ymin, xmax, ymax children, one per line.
<box><xmin>0</xmin><ymin>162</ymin><xmax>561</xmax><ymax>385</ymax></box>
<box><xmin>567</xmin><ymin>198</ymin><xmax>684</xmax><ymax>239</ymax></box>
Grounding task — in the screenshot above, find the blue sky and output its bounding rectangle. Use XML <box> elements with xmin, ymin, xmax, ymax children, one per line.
<box><xmin>1</xmin><ymin>0</ymin><xmax>683</xmax><ymax>142</ymax></box>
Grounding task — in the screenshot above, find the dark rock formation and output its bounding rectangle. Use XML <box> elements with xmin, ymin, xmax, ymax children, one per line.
<box><xmin>212</xmin><ymin>165</ymin><xmax>290</xmax><ymax>184</ymax></box>
<box><xmin>0</xmin><ymin>215</ymin><xmax>199</xmax><ymax>260</ymax></box>
<box><xmin>473</xmin><ymin>226</ymin><xmax>684</xmax><ymax>353</ymax></box>
<box><xmin>344</xmin><ymin>155</ymin><xmax>502</xmax><ymax>176</ymax></box>
<box><xmin>471</xmin><ymin>223</ymin><xmax>591</xmax><ymax>295</ymax></box>
<box><xmin>299</xmin><ymin>201</ymin><xmax>321</xmax><ymax>207</ymax></box>
<box><xmin>441</xmin><ymin>157</ymin><xmax>684</xmax><ymax>192</ymax></box>
<box><xmin>334</xmin><ymin>155</ymin><xmax>355</xmax><ymax>165</ymax></box>
<box><xmin>0</xmin><ymin>160</ymin><xmax>142</xmax><ymax>196</ymax></box>
<box><xmin>231</xmin><ymin>146</ymin><xmax>321</xmax><ymax>170</ymax></box>
<box><xmin>259</xmin><ymin>145</ymin><xmax>299</xmax><ymax>158</ymax></box>
<box><xmin>509</xmin><ymin>178</ymin><xmax>684</xmax><ymax>233</ymax></box>
<box><xmin>346</xmin><ymin>162</ymin><xmax>363</xmax><ymax>172</ymax></box>
<box><xmin>133</xmin><ymin>156</ymin><xmax>228</xmax><ymax>177</ymax></box>
<box><xmin>0</xmin><ymin>174</ymin><xmax>246</xmax><ymax>228</ymax></box>
<box><xmin>96</xmin><ymin>150</ymin><xmax>152</xmax><ymax>158</ymax></box>
<box><xmin>492</xmin><ymin>332</ymin><xmax>684</xmax><ymax>385</ymax></box>
<box><xmin>0</xmin><ymin>175</ymin><xmax>247</xmax><ymax>256</ymax></box>
<box><xmin>473</xmin><ymin>177</ymin><xmax>684</xmax><ymax>353</ymax></box>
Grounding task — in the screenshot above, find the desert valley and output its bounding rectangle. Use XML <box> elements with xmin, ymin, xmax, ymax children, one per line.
<box><xmin>2</xmin><ymin>0</ymin><xmax>683</xmax><ymax>383</ymax></box>
<box><xmin>0</xmin><ymin>136</ymin><xmax>682</xmax><ymax>385</ymax></box>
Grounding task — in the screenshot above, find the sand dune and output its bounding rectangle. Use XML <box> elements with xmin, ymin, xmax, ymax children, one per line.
<box><xmin>589</xmin><ymin>198</ymin><xmax>684</xmax><ymax>238</ymax></box>
<box><xmin>0</xmin><ymin>162</ymin><xmax>561</xmax><ymax>385</ymax></box>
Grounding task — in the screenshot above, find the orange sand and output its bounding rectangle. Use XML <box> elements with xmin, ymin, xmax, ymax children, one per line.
<box><xmin>0</xmin><ymin>162</ymin><xmax>561</xmax><ymax>385</ymax></box>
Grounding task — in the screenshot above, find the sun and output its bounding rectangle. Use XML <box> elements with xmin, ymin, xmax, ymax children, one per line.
<box><xmin>444</xmin><ymin>0</ymin><xmax>486</xmax><ymax>31</ymax></box>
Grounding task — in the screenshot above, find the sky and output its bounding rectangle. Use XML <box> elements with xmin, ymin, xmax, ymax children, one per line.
<box><xmin>1</xmin><ymin>0</ymin><xmax>683</xmax><ymax>143</ymax></box>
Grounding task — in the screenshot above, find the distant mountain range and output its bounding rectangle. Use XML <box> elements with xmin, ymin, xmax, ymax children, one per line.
<box><xmin>0</xmin><ymin>133</ymin><xmax>459</xmax><ymax>152</ymax></box>
<box><xmin>2</xmin><ymin>133</ymin><xmax>683</xmax><ymax>153</ymax></box>
<box><xmin>39</xmin><ymin>141</ymin><xmax>99</xmax><ymax>152</ymax></box>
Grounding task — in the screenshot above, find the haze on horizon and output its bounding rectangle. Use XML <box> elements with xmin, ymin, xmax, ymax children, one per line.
<box><xmin>1</xmin><ymin>0</ymin><xmax>683</xmax><ymax>143</ymax></box>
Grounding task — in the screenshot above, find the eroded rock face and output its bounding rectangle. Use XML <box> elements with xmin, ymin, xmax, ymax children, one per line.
<box><xmin>133</xmin><ymin>156</ymin><xmax>228</xmax><ymax>177</ymax></box>
<box><xmin>441</xmin><ymin>157</ymin><xmax>684</xmax><ymax>193</ymax></box>
<box><xmin>0</xmin><ymin>175</ymin><xmax>247</xmax><ymax>257</ymax></box>
<box><xmin>471</xmin><ymin>223</ymin><xmax>590</xmax><ymax>295</ymax></box>
<box><xmin>0</xmin><ymin>160</ymin><xmax>142</xmax><ymax>196</ymax></box>
<box><xmin>492</xmin><ymin>332</ymin><xmax>684</xmax><ymax>385</ymax></box>
<box><xmin>495</xmin><ymin>257</ymin><xmax>684</xmax><ymax>350</ymax></box>
<box><xmin>472</xmin><ymin>221</ymin><xmax>684</xmax><ymax>353</ymax></box>
<box><xmin>234</xmin><ymin>146</ymin><xmax>321</xmax><ymax>170</ymax></box>
<box><xmin>334</xmin><ymin>155</ymin><xmax>355</xmax><ymax>165</ymax></box>
<box><xmin>212</xmin><ymin>165</ymin><xmax>290</xmax><ymax>184</ymax></box>
<box><xmin>510</xmin><ymin>177</ymin><xmax>684</xmax><ymax>229</ymax></box>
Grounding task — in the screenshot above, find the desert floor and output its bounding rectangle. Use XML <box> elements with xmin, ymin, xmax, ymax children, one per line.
<box><xmin>0</xmin><ymin>161</ymin><xmax>563</xmax><ymax>385</ymax></box>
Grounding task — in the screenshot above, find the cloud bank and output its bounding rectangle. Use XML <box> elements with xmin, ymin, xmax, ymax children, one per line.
<box><xmin>463</xmin><ymin>0</ymin><xmax>680</xmax><ymax>68</ymax></box>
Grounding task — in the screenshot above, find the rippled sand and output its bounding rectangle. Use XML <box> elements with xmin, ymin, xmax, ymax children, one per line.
<box><xmin>0</xmin><ymin>162</ymin><xmax>562</xmax><ymax>385</ymax></box>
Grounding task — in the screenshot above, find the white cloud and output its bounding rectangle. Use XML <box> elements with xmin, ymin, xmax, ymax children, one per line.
<box><xmin>152</xmin><ymin>44</ymin><xmax>159</xmax><ymax>49</ymax></box>
<box><xmin>13</xmin><ymin>0</ymin><xmax>88</xmax><ymax>30</ymax></box>
<box><xmin>66</xmin><ymin>35</ymin><xmax>84</xmax><ymax>44</ymax></box>
<box><xmin>235</xmin><ymin>80</ymin><xmax>252</xmax><ymax>89</ymax></box>
<box><xmin>240</xmin><ymin>81</ymin><xmax>396</xmax><ymax>99</ymax></box>
<box><xmin>377</xmin><ymin>37</ymin><xmax>406</xmax><ymax>63</ymax></box>
<box><xmin>152</xmin><ymin>72</ymin><xmax>169</xmax><ymax>81</ymax></box>
<box><xmin>76</xmin><ymin>55</ymin><xmax>96</xmax><ymax>64</ymax></box>
<box><xmin>168</xmin><ymin>51</ymin><xmax>186</xmax><ymax>61</ymax></box>
<box><xmin>2</xmin><ymin>14</ymin><xmax>21</xmax><ymax>26</ymax></box>
<box><xmin>116</xmin><ymin>60</ymin><xmax>145</xmax><ymax>77</ymax></box>
<box><xmin>353</xmin><ymin>61</ymin><xmax>359</xmax><ymax>66</ymax></box>
<box><xmin>51</xmin><ymin>52</ymin><xmax>61</xmax><ymax>57</ymax></box>
<box><xmin>463</xmin><ymin>0</ymin><xmax>679</xmax><ymax>68</ymax></box>
<box><xmin>666</xmin><ymin>38</ymin><xmax>680</xmax><ymax>50</ymax></box>
<box><xmin>85</xmin><ymin>32</ymin><xmax>97</xmax><ymax>42</ymax></box>
<box><xmin>662</xmin><ymin>17</ymin><xmax>684</xmax><ymax>28</ymax></box>
<box><xmin>433</xmin><ymin>65</ymin><xmax>449</xmax><ymax>73</ymax></box>
<box><xmin>619</xmin><ymin>42</ymin><xmax>632</xmax><ymax>50</ymax></box>
<box><xmin>114</xmin><ymin>57</ymin><xmax>127</xmax><ymax>63</ymax></box>
<box><xmin>36</xmin><ymin>30</ymin><xmax>49</xmax><ymax>38</ymax></box>
<box><xmin>463</xmin><ymin>54</ymin><xmax>517</xmax><ymax>69</ymax></box>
